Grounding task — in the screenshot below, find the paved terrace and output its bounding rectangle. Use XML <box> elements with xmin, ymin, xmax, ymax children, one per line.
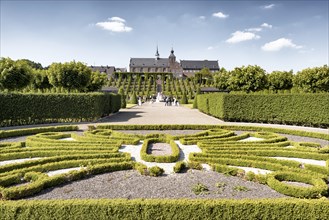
<box><xmin>1</xmin><ymin>102</ymin><xmax>328</xmax><ymax>135</ymax></box>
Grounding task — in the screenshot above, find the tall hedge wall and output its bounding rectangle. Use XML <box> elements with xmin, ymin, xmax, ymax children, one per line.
<box><xmin>0</xmin><ymin>93</ymin><xmax>121</xmax><ymax>127</ymax></box>
<box><xmin>197</xmin><ymin>93</ymin><xmax>329</xmax><ymax>127</ymax></box>
<box><xmin>1</xmin><ymin>199</ymin><xmax>329</xmax><ymax>220</ymax></box>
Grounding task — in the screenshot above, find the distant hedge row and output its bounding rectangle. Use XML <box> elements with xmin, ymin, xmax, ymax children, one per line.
<box><xmin>197</xmin><ymin>93</ymin><xmax>329</xmax><ymax>127</ymax></box>
<box><xmin>0</xmin><ymin>93</ymin><xmax>121</xmax><ymax>127</ymax></box>
<box><xmin>1</xmin><ymin>199</ymin><xmax>329</xmax><ymax>220</ymax></box>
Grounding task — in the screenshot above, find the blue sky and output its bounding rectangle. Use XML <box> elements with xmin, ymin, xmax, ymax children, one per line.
<box><xmin>1</xmin><ymin>0</ymin><xmax>328</xmax><ymax>72</ymax></box>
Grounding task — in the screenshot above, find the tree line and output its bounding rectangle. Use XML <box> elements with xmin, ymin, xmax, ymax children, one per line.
<box><xmin>198</xmin><ymin>65</ymin><xmax>329</xmax><ymax>93</ymax></box>
<box><xmin>0</xmin><ymin>58</ymin><xmax>107</xmax><ymax>92</ymax></box>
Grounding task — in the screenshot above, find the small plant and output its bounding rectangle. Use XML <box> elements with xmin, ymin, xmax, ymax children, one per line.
<box><xmin>173</xmin><ymin>161</ymin><xmax>187</xmax><ymax>173</ymax></box>
<box><xmin>134</xmin><ymin>162</ymin><xmax>148</xmax><ymax>176</ymax></box>
<box><xmin>149</xmin><ymin>166</ymin><xmax>164</xmax><ymax>177</ymax></box>
<box><xmin>215</xmin><ymin>182</ymin><xmax>227</xmax><ymax>188</ymax></box>
<box><xmin>233</xmin><ymin>185</ymin><xmax>250</xmax><ymax>192</ymax></box>
<box><xmin>215</xmin><ymin>182</ymin><xmax>227</xmax><ymax>194</ymax></box>
<box><xmin>188</xmin><ymin>161</ymin><xmax>203</xmax><ymax>170</ymax></box>
<box><xmin>192</xmin><ymin>183</ymin><xmax>209</xmax><ymax>195</ymax></box>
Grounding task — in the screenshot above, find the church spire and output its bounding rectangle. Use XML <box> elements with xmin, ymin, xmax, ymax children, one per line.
<box><xmin>155</xmin><ymin>45</ymin><xmax>160</xmax><ymax>60</ymax></box>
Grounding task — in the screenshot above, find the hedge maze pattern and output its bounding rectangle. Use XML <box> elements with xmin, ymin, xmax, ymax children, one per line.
<box><xmin>0</xmin><ymin>125</ymin><xmax>328</xmax><ymax>200</ymax></box>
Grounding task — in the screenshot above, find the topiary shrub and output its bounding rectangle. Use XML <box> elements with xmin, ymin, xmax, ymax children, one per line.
<box><xmin>130</xmin><ymin>92</ymin><xmax>138</xmax><ymax>104</ymax></box>
<box><xmin>173</xmin><ymin>161</ymin><xmax>187</xmax><ymax>173</ymax></box>
<box><xmin>180</xmin><ymin>92</ymin><xmax>188</xmax><ymax>104</ymax></box>
<box><xmin>188</xmin><ymin>161</ymin><xmax>203</xmax><ymax>170</ymax></box>
<box><xmin>149</xmin><ymin>166</ymin><xmax>164</xmax><ymax>177</ymax></box>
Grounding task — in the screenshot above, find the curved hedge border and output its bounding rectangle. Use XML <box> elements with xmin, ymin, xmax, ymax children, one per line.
<box><xmin>141</xmin><ymin>138</ymin><xmax>180</xmax><ymax>163</ymax></box>
<box><xmin>0</xmin><ymin>125</ymin><xmax>78</xmax><ymax>139</ymax></box>
<box><xmin>0</xmin><ymin>93</ymin><xmax>120</xmax><ymax>127</ymax></box>
<box><xmin>97</xmin><ymin>124</ymin><xmax>329</xmax><ymax>141</ymax></box>
<box><xmin>1</xmin><ymin>198</ymin><xmax>329</xmax><ymax>220</ymax></box>
<box><xmin>267</xmin><ymin>171</ymin><xmax>328</xmax><ymax>198</ymax></box>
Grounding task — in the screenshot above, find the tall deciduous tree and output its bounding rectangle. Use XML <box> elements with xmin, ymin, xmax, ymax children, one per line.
<box><xmin>47</xmin><ymin>61</ymin><xmax>91</xmax><ymax>92</ymax></box>
<box><xmin>31</xmin><ymin>69</ymin><xmax>52</xmax><ymax>90</ymax></box>
<box><xmin>214</xmin><ymin>67</ymin><xmax>230</xmax><ymax>91</ymax></box>
<box><xmin>85</xmin><ymin>71</ymin><xmax>108</xmax><ymax>92</ymax></box>
<box><xmin>293</xmin><ymin>65</ymin><xmax>329</xmax><ymax>93</ymax></box>
<box><xmin>228</xmin><ymin>65</ymin><xmax>267</xmax><ymax>92</ymax></box>
<box><xmin>0</xmin><ymin>57</ymin><xmax>33</xmax><ymax>91</ymax></box>
<box><xmin>267</xmin><ymin>70</ymin><xmax>293</xmax><ymax>92</ymax></box>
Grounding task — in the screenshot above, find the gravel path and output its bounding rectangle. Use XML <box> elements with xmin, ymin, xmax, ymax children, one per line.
<box><xmin>26</xmin><ymin>170</ymin><xmax>287</xmax><ymax>200</ymax></box>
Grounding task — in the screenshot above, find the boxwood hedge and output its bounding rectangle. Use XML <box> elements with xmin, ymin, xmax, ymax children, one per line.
<box><xmin>197</xmin><ymin>93</ymin><xmax>329</xmax><ymax>127</ymax></box>
<box><xmin>0</xmin><ymin>93</ymin><xmax>121</xmax><ymax>127</ymax></box>
<box><xmin>1</xmin><ymin>199</ymin><xmax>329</xmax><ymax>220</ymax></box>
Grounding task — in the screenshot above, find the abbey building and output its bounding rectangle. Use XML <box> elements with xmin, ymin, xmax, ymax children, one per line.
<box><xmin>129</xmin><ymin>47</ymin><xmax>220</xmax><ymax>78</ymax></box>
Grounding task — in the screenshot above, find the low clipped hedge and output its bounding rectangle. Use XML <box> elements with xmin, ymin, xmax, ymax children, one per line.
<box><xmin>197</xmin><ymin>93</ymin><xmax>329</xmax><ymax>128</ymax></box>
<box><xmin>1</xmin><ymin>199</ymin><xmax>329</xmax><ymax>219</ymax></box>
<box><xmin>0</xmin><ymin>125</ymin><xmax>78</xmax><ymax>139</ymax></box>
<box><xmin>98</xmin><ymin>124</ymin><xmax>329</xmax><ymax>141</ymax></box>
<box><xmin>0</xmin><ymin>162</ymin><xmax>133</xmax><ymax>200</ymax></box>
<box><xmin>141</xmin><ymin>138</ymin><xmax>180</xmax><ymax>163</ymax></box>
<box><xmin>267</xmin><ymin>171</ymin><xmax>328</xmax><ymax>198</ymax></box>
<box><xmin>0</xmin><ymin>93</ymin><xmax>121</xmax><ymax>127</ymax></box>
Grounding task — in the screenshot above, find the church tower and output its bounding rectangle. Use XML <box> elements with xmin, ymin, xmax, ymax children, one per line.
<box><xmin>155</xmin><ymin>46</ymin><xmax>160</xmax><ymax>60</ymax></box>
<box><xmin>169</xmin><ymin>47</ymin><xmax>176</xmax><ymax>64</ymax></box>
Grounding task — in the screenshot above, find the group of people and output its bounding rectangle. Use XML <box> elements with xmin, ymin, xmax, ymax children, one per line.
<box><xmin>136</xmin><ymin>94</ymin><xmax>179</xmax><ymax>106</ymax></box>
<box><xmin>164</xmin><ymin>96</ymin><xmax>179</xmax><ymax>106</ymax></box>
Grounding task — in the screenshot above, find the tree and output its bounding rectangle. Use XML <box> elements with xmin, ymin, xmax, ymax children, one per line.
<box><xmin>195</xmin><ymin>67</ymin><xmax>212</xmax><ymax>84</ymax></box>
<box><xmin>267</xmin><ymin>70</ymin><xmax>293</xmax><ymax>92</ymax></box>
<box><xmin>130</xmin><ymin>92</ymin><xmax>138</xmax><ymax>104</ymax></box>
<box><xmin>0</xmin><ymin>57</ymin><xmax>33</xmax><ymax>91</ymax></box>
<box><xmin>180</xmin><ymin>92</ymin><xmax>188</xmax><ymax>104</ymax></box>
<box><xmin>228</xmin><ymin>65</ymin><xmax>267</xmax><ymax>93</ymax></box>
<box><xmin>118</xmin><ymin>87</ymin><xmax>126</xmax><ymax>108</ymax></box>
<box><xmin>192</xmin><ymin>86</ymin><xmax>201</xmax><ymax>109</ymax></box>
<box><xmin>18</xmin><ymin>59</ymin><xmax>43</xmax><ymax>70</ymax></box>
<box><xmin>47</xmin><ymin>61</ymin><xmax>91</xmax><ymax>92</ymax></box>
<box><xmin>214</xmin><ymin>68</ymin><xmax>230</xmax><ymax>91</ymax></box>
<box><xmin>85</xmin><ymin>71</ymin><xmax>108</xmax><ymax>92</ymax></box>
<box><xmin>293</xmin><ymin>65</ymin><xmax>329</xmax><ymax>93</ymax></box>
<box><xmin>31</xmin><ymin>69</ymin><xmax>52</xmax><ymax>90</ymax></box>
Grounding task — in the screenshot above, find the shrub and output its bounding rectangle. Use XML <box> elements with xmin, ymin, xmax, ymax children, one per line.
<box><xmin>192</xmin><ymin>183</ymin><xmax>209</xmax><ymax>195</ymax></box>
<box><xmin>148</xmin><ymin>166</ymin><xmax>164</xmax><ymax>177</ymax></box>
<box><xmin>173</xmin><ymin>161</ymin><xmax>187</xmax><ymax>173</ymax></box>
<box><xmin>188</xmin><ymin>161</ymin><xmax>203</xmax><ymax>170</ymax></box>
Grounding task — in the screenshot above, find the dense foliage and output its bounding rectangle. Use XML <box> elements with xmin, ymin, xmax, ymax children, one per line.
<box><xmin>0</xmin><ymin>58</ymin><xmax>33</xmax><ymax>91</ymax></box>
<box><xmin>293</xmin><ymin>65</ymin><xmax>329</xmax><ymax>93</ymax></box>
<box><xmin>0</xmin><ymin>58</ymin><xmax>107</xmax><ymax>92</ymax></box>
<box><xmin>197</xmin><ymin>93</ymin><xmax>329</xmax><ymax>127</ymax></box>
<box><xmin>0</xmin><ymin>93</ymin><xmax>120</xmax><ymax>127</ymax></box>
<box><xmin>1</xmin><ymin>199</ymin><xmax>329</xmax><ymax>220</ymax></box>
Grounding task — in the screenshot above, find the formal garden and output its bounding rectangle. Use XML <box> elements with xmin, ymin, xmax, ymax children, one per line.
<box><xmin>0</xmin><ymin>58</ymin><xmax>329</xmax><ymax>219</ymax></box>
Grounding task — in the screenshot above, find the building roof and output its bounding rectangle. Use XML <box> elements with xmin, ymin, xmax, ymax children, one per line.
<box><xmin>180</xmin><ymin>60</ymin><xmax>219</xmax><ymax>70</ymax></box>
<box><xmin>130</xmin><ymin>58</ymin><xmax>169</xmax><ymax>67</ymax></box>
<box><xmin>90</xmin><ymin>66</ymin><xmax>115</xmax><ymax>72</ymax></box>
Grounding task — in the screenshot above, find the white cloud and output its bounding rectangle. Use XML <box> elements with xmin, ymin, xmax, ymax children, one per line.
<box><xmin>262</xmin><ymin>38</ymin><xmax>302</xmax><ymax>51</ymax></box>
<box><xmin>263</xmin><ymin>4</ymin><xmax>275</xmax><ymax>9</ymax></box>
<box><xmin>226</xmin><ymin>31</ymin><xmax>260</xmax><ymax>43</ymax></box>
<box><xmin>207</xmin><ymin>46</ymin><xmax>214</xmax><ymax>50</ymax></box>
<box><xmin>199</xmin><ymin>16</ymin><xmax>206</xmax><ymax>20</ymax></box>
<box><xmin>96</xmin><ymin>17</ymin><xmax>132</xmax><ymax>32</ymax></box>
<box><xmin>246</xmin><ymin>27</ymin><xmax>262</xmax><ymax>32</ymax></box>
<box><xmin>261</xmin><ymin>23</ymin><xmax>272</xmax><ymax>28</ymax></box>
<box><xmin>212</xmin><ymin>11</ymin><xmax>229</xmax><ymax>18</ymax></box>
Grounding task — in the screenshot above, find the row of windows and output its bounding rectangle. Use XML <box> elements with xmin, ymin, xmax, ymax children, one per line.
<box><xmin>130</xmin><ymin>67</ymin><xmax>170</xmax><ymax>72</ymax></box>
